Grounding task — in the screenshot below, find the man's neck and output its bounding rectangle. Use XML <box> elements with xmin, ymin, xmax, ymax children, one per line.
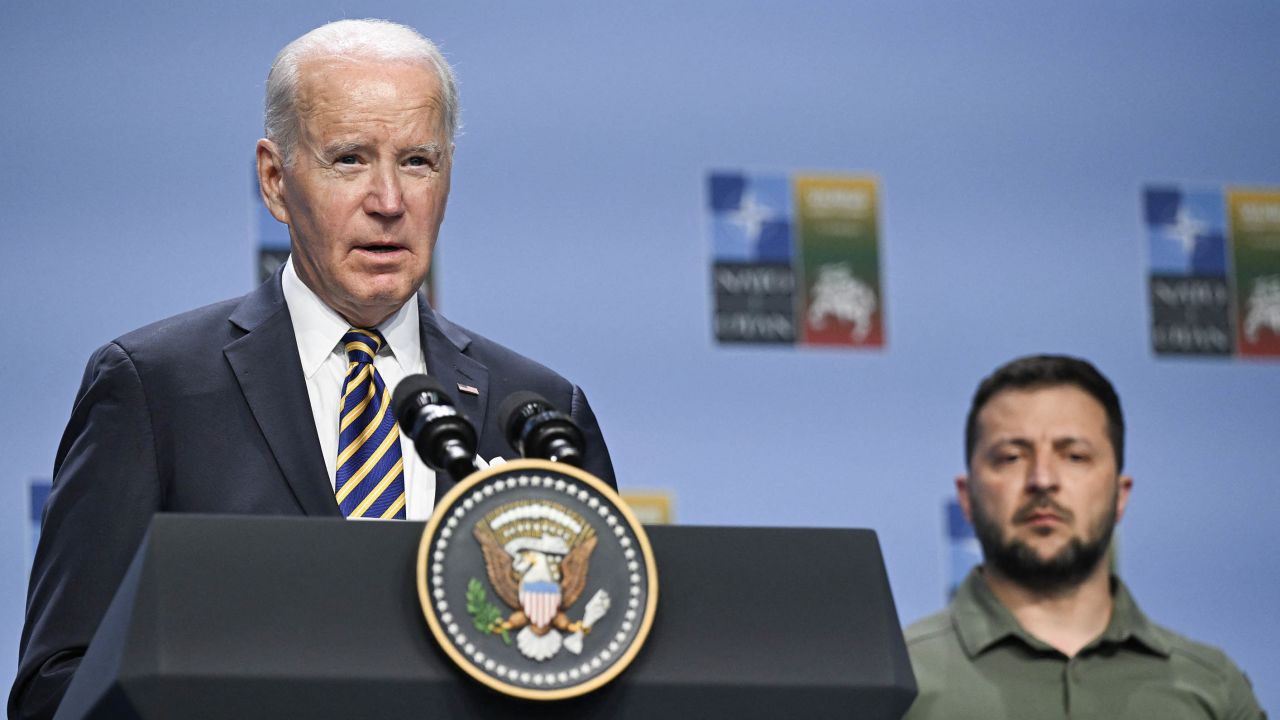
<box><xmin>980</xmin><ymin>562</ymin><xmax>1113</xmax><ymax>658</ymax></box>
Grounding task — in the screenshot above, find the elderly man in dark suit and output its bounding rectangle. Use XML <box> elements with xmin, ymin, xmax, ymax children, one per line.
<box><xmin>11</xmin><ymin>19</ymin><xmax>615</xmax><ymax>720</ymax></box>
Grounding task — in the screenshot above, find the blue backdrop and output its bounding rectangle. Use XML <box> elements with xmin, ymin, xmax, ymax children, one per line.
<box><xmin>3</xmin><ymin>0</ymin><xmax>1278</xmax><ymax>711</ymax></box>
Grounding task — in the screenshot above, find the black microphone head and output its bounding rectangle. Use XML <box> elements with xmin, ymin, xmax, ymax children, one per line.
<box><xmin>497</xmin><ymin>390</ymin><xmax>585</xmax><ymax>465</ymax></box>
<box><xmin>497</xmin><ymin>390</ymin><xmax>552</xmax><ymax>449</ymax></box>
<box><xmin>393</xmin><ymin>374</ymin><xmax>454</xmax><ymax>427</ymax></box>
<box><xmin>393</xmin><ymin>374</ymin><xmax>477</xmax><ymax>483</ymax></box>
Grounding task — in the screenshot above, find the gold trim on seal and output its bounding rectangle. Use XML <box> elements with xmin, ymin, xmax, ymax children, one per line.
<box><xmin>416</xmin><ymin>458</ymin><xmax>659</xmax><ymax>700</ymax></box>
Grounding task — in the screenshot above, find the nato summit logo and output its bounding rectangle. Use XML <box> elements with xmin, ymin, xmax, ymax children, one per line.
<box><xmin>1145</xmin><ymin>185</ymin><xmax>1280</xmax><ymax>358</ymax></box>
<box><xmin>1146</xmin><ymin>187</ymin><xmax>1232</xmax><ymax>355</ymax></box>
<box><xmin>708</xmin><ymin>171</ymin><xmax>885</xmax><ymax>348</ymax></box>
<box><xmin>709</xmin><ymin>173</ymin><xmax>796</xmax><ymax>343</ymax></box>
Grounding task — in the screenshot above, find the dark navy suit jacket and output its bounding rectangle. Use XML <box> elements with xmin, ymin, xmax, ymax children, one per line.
<box><xmin>10</xmin><ymin>272</ymin><xmax>615</xmax><ymax>720</ymax></box>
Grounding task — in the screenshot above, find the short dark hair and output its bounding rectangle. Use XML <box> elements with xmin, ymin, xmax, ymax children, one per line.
<box><xmin>964</xmin><ymin>354</ymin><xmax>1125</xmax><ymax>471</ymax></box>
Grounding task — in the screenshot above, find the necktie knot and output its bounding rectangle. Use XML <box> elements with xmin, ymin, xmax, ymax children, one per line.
<box><xmin>342</xmin><ymin>328</ymin><xmax>384</xmax><ymax>365</ymax></box>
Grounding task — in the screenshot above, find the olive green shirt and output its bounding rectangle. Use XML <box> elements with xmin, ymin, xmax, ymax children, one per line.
<box><xmin>903</xmin><ymin>569</ymin><xmax>1265</xmax><ymax>720</ymax></box>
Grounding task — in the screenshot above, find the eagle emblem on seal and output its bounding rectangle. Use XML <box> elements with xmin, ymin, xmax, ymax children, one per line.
<box><xmin>471</xmin><ymin>500</ymin><xmax>611</xmax><ymax>661</ymax></box>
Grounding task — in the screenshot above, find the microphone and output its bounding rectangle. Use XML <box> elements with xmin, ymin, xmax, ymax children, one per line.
<box><xmin>393</xmin><ymin>374</ymin><xmax>478</xmax><ymax>484</ymax></box>
<box><xmin>497</xmin><ymin>391</ymin><xmax>585</xmax><ymax>467</ymax></box>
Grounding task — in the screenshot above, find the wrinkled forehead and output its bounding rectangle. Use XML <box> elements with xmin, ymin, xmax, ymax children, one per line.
<box><xmin>293</xmin><ymin>56</ymin><xmax>445</xmax><ymax>119</ymax></box>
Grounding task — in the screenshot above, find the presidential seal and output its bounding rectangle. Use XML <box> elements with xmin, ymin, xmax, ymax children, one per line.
<box><xmin>417</xmin><ymin>459</ymin><xmax>658</xmax><ymax>700</ymax></box>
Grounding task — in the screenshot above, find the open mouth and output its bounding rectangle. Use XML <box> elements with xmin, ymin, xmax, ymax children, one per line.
<box><xmin>354</xmin><ymin>244</ymin><xmax>407</xmax><ymax>257</ymax></box>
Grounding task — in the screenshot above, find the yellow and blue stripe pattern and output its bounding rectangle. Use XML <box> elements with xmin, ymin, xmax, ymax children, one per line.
<box><xmin>334</xmin><ymin>328</ymin><xmax>406</xmax><ymax>519</ymax></box>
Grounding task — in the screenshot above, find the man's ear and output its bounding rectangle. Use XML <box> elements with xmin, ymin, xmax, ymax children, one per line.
<box><xmin>955</xmin><ymin>474</ymin><xmax>973</xmax><ymax>524</ymax></box>
<box><xmin>256</xmin><ymin>139</ymin><xmax>290</xmax><ymax>225</ymax></box>
<box><xmin>1114</xmin><ymin>474</ymin><xmax>1134</xmax><ymax>523</ymax></box>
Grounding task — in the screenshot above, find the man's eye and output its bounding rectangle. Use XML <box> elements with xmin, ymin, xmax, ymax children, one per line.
<box><xmin>336</xmin><ymin>155</ymin><xmax>359</xmax><ymax>165</ymax></box>
<box><xmin>406</xmin><ymin>156</ymin><xmax>431</xmax><ymax>167</ymax></box>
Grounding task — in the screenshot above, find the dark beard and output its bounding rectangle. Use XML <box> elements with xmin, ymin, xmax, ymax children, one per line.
<box><xmin>971</xmin><ymin>496</ymin><xmax>1116</xmax><ymax>594</ymax></box>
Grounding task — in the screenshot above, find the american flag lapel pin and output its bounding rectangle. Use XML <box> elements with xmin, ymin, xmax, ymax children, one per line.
<box><xmin>456</xmin><ymin>383</ymin><xmax>480</xmax><ymax>396</ymax></box>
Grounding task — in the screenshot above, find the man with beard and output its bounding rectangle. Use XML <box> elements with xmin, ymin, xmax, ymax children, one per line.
<box><xmin>902</xmin><ymin>355</ymin><xmax>1264</xmax><ymax>720</ymax></box>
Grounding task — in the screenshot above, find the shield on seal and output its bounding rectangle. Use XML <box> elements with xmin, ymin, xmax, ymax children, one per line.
<box><xmin>519</xmin><ymin>579</ymin><xmax>562</xmax><ymax>628</ymax></box>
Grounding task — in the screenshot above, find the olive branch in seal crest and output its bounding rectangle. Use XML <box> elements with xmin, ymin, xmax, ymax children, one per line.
<box><xmin>466</xmin><ymin>578</ymin><xmax>512</xmax><ymax>644</ymax></box>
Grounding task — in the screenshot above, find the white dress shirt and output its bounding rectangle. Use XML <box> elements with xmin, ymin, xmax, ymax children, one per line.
<box><xmin>281</xmin><ymin>257</ymin><xmax>437</xmax><ymax>519</ymax></box>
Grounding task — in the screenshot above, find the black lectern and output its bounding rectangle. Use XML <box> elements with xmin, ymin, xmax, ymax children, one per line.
<box><xmin>56</xmin><ymin>515</ymin><xmax>916</xmax><ymax>719</ymax></box>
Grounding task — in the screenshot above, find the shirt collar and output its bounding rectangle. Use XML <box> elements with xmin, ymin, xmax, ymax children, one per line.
<box><xmin>1096</xmin><ymin>576</ymin><xmax>1172</xmax><ymax>657</ymax></box>
<box><xmin>281</xmin><ymin>256</ymin><xmax>423</xmax><ymax>376</ymax></box>
<box><xmin>951</xmin><ymin>567</ymin><xmax>1172</xmax><ymax>659</ymax></box>
<box><xmin>951</xmin><ymin>567</ymin><xmax>1036</xmax><ymax>656</ymax></box>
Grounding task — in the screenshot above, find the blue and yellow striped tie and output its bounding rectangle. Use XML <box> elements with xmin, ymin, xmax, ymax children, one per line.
<box><xmin>334</xmin><ymin>329</ymin><xmax>406</xmax><ymax>519</ymax></box>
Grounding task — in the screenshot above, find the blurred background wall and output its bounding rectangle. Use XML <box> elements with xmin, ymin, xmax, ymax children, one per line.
<box><xmin>3</xmin><ymin>0</ymin><xmax>1278</xmax><ymax>710</ymax></box>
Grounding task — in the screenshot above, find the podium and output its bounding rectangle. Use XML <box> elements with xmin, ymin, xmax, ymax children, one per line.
<box><xmin>56</xmin><ymin>515</ymin><xmax>916</xmax><ymax>719</ymax></box>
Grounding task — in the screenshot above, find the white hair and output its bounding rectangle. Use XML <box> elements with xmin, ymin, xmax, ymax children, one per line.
<box><xmin>264</xmin><ymin>19</ymin><xmax>459</xmax><ymax>163</ymax></box>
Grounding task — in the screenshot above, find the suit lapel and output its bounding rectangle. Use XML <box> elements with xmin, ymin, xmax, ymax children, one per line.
<box><xmin>419</xmin><ymin>301</ymin><xmax>488</xmax><ymax>501</ymax></box>
<box><xmin>420</xmin><ymin>301</ymin><xmax>489</xmax><ymax>434</ymax></box>
<box><xmin>224</xmin><ymin>275</ymin><xmax>341</xmax><ymax>517</ymax></box>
